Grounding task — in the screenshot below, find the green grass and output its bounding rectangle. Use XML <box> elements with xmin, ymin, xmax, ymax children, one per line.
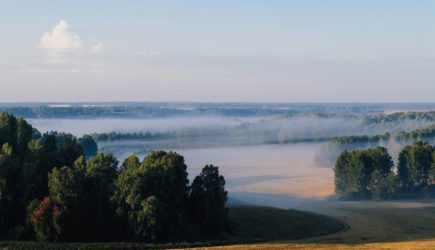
<box><xmin>298</xmin><ymin>200</ymin><xmax>435</xmax><ymax>244</ymax></box>
<box><xmin>0</xmin><ymin>206</ymin><xmax>346</xmax><ymax>250</ymax></box>
<box><xmin>228</xmin><ymin>206</ymin><xmax>346</xmax><ymax>241</ymax></box>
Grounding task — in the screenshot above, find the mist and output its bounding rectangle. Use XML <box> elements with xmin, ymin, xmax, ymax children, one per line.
<box><xmin>26</xmin><ymin>110</ymin><xmax>435</xmax><ymax>207</ymax></box>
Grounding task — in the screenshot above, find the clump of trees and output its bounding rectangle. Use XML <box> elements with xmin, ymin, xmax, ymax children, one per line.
<box><xmin>335</xmin><ymin>141</ymin><xmax>435</xmax><ymax>200</ymax></box>
<box><xmin>0</xmin><ymin>113</ymin><xmax>228</xmax><ymax>242</ymax></box>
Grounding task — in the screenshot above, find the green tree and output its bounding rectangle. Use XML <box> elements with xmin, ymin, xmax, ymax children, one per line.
<box><xmin>334</xmin><ymin>147</ymin><xmax>393</xmax><ymax>199</ymax></box>
<box><xmin>79</xmin><ymin>135</ymin><xmax>98</xmax><ymax>159</ymax></box>
<box><xmin>188</xmin><ymin>165</ymin><xmax>228</xmax><ymax>238</ymax></box>
<box><xmin>0</xmin><ymin>143</ymin><xmax>21</xmax><ymax>236</ymax></box>
<box><xmin>113</xmin><ymin>151</ymin><xmax>189</xmax><ymax>242</ymax></box>
<box><xmin>334</xmin><ymin>150</ymin><xmax>364</xmax><ymax>198</ymax></box>
<box><xmin>410</xmin><ymin>141</ymin><xmax>434</xmax><ymax>186</ymax></box>
<box><xmin>85</xmin><ymin>153</ymin><xmax>119</xmax><ymax>241</ymax></box>
<box><xmin>40</xmin><ymin>132</ymin><xmax>83</xmax><ymax>168</ymax></box>
<box><xmin>48</xmin><ymin>166</ymin><xmax>84</xmax><ymax>209</ymax></box>
<box><xmin>369</xmin><ymin>170</ymin><xmax>396</xmax><ymax>200</ymax></box>
<box><xmin>398</xmin><ymin>145</ymin><xmax>412</xmax><ymax>191</ymax></box>
<box><xmin>135</xmin><ymin>196</ymin><xmax>162</xmax><ymax>241</ymax></box>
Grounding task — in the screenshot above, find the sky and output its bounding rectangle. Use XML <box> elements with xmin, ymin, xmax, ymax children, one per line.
<box><xmin>1</xmin><ymin>0</ymin><xmax>435</xmax><ymax>102</ymax></box>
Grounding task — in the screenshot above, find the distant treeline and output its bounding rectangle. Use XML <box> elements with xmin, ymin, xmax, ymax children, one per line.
<box><xmin>335</xmin><ymin>141</ymin><xmax>435</xmax><ymax>200</ymax></box>
<box><xmin>91</xmin><ymin>131</ymin><xmax>169</xmax><ymax>142</ymax></box>
<box><xmin>332</xmin><ymin>124</ymin><xmax>435</xmax><ymax>146</ymax></box>
<box><xmin>91</xmin><ymin>128</ymin><xmax>332</xmax><ymax>144</ymax></box>
<box><xmin>92</xmin><ymin>114</ymin><xmax>435</xmax><ymax>162</ymax></box>
<box><xmin>363</xmin><ymin>111</ymin><xmax>435</xmax><ymax>124</ymax></box>
<box><xmin>314</xmin><ymin>123</ymin><xmax>435</xmax><ymax>167</ymax></box>
<box><xmin>1</xmin><ymin>102</ymin><xmax>435</xmax><ymax>119</ymax></box>
<box><xmin>0</xmin><ymin>103</ymin><xmax>302</xmax><ymax>119</ymax></box>
<box><xmin>0</xmin><ymin>113</ymin><xmax>228</xmax><ymax>243</ymax></box>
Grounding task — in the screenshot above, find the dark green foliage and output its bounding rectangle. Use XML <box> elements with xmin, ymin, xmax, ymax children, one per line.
<box><xmin>0</xmin><ymin>143</ymin><xmax>21</xmax><ymax>237</ymax></box>
<box><xmin>134</xmin><ymin>196</ymin><xmax>161</xmax><ymax>241</ymax></box>
<box><xmin>112</xmin><ymin>152</ymin><xmax>231</xmax><ymax>242</ymax></box>
<box><xmin>42</xmin><ymin>132</ymin><xmax>84</xmax><ymax>168</ymax></box>
<box><xmin>84</xmin><ymin>153</ymin><xmax>119</xmax><ymax>241</ymax></box>
<box><xmin>78</xmin><ymin>135</ymin><xmax>98</xmax><ymax>159</ymax></box>
<box><xmin>396</xmin><ymin>142</ymin><xmax>435</xmax><ymax>190</ymax></box>
<box><xmin>409</xmin><ymin>141</ymin><xmax>434</xmax><ymax>186</ymax></box>
<box><xmin>369</xmin><ymin>170</ymin><xmax>396</xmax><ymax>200</ymax></box>
<box><xmin>334</xmin><ymin>150</ymin><xmax>364</xmax><ymax>198</ymax></box>
<box><xmin>334</xmin><ymin>146</ymin><xmax>393</xmax><ymax>199</ymax></box>
<box><xmin>0</xmin><ymin>112</ymin><xmax>230</xmax><ymax>243</ymax></box>
<box><xmin>188</xmin><ymin>165</ymin><xmax>228</xmax><ymax>238</ymax></box>
<box><xmin>0</xmin><ymin>113</ymin><xmax>87</xmax><ymax>239</ymax></box>
<box><xmin>334</xmin><ymin>141</ymin><xmax>435</xmax><ymax>200</ymax></box>
<box><xmin>48</xmin><ymin>166</ymin><xmax>84</xmax><ymax>208</ymax></box>
<box><xmin>113</xmin><ymin>151</ymin><xmax>190</xmax><ymax>242</ymax></box>
<box><xmin>398</xmin><ymin>146</ymin><xmax>412</xmax><ymax>190</ymax></box>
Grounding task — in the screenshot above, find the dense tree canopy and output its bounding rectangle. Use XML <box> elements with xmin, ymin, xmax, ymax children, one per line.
<box><xmin>0</xmin><ymin>112</ymin><xmax>229</xmax><ymax>242</ymax></box>
<box><xmin>335</xmin><ymin>142</ymin><xmax>435</xmax><ymax>200</ymax></box>
<box><xmin>188</xmin><ymin>165</ymin><xmax>228</xmax><ymax>238</ymax></box>
<box><xmin>335</xmin><ymin>146</ymin><xmax>393</xmax><ymax>199</ymax></box>
<box><xmin>78</xmin><ymin>135</ymin><xmax>98</xmax><ymax>159</ymax></box>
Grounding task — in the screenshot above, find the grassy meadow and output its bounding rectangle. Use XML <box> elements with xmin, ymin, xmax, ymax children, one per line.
<box><xmin>188</xmin><ymin>200</ymin><xmax>435</xmax><ymax>249</ymax></box>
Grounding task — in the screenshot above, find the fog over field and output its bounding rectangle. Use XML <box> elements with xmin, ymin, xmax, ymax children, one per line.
<box><xmin>26</xmin><ymin>110</ymin><xmax>435</xmax><ymax>207</ymax></box>
<box><xmin>28</xmin><ymin>117</ymin><xmax>261</xmax><ymax>137</ymax></box>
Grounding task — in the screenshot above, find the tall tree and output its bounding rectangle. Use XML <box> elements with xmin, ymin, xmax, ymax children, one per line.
<box><xmin>398</xmin><ymin>145</ymin><xmax>412</xmax><ymax>190</ymax></box>
<box><xmin>334</xmin><ymin>150</ymin><xmax>364</xmax><ymax>198</ymax></box>
<box><xmin>113</xmin><ymin>151</ymin><xmax>189</xmax><ymax>242</ymax></box>
<box><xmin>410</xmin><ymin>141</ymin><xmax>434</xmax><ymax>186</ymax></box>
<box><xmin>78</xmin><ymin>135</ymin><xmax>98</xmax><ymax>159</ymax></box>
<box><xmin>85</xmin><ymin>153</ymin><xmax>119</xmax><ymax>240</ymax></box>
<box><xmin>188</xmin><ymin>165</ymin><xmax>228</xmax><ymax>238</ymax></box>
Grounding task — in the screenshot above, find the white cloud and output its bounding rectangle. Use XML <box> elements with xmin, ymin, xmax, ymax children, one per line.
<box><xmin>90</xmin><ymin>43</ymin><xmax>105</xmax><ymax>54</ymax></box>
<box><xmin>40</xmin><ymin>20</ymin><xmax>82</xmax><ymax>58</ymax></box>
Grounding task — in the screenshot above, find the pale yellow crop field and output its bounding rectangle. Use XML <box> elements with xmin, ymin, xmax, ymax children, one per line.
<box><xmin>187</xmin><ymin>240</ymin><xmax>435</xmax><ymax>250</ymax></box>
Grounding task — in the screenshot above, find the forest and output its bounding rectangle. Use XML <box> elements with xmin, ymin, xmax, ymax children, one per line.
<box><xmin>335</xmin><ymin>141</ymin><xmax>435</xmax><ymax>199</ymax></box>
<box><xmin>2</xmin><ymin>103</ymin><xmax>435</xmax><ymax>119</ymax></box>
<box><xmin>0</xmin><ymin>113</ymin><xmax>228</xmax><ymax>242</ymax></box>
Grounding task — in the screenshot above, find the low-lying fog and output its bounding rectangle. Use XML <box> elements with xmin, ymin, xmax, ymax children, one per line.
<box><xmin>112</xmin><ymin>142</ymin><xmax>335</xmax><ymax>207</ymax></box>
<box><xmin>28</xmin><ymin>117</ymin><xmax>261</xmax><ymax>137</ymax></box>
<box><xmin>27</xmin><ymin>115</ymin><xmax>433</xmax><ymax>208</ymax></box>
<box><xmin>177</xmin><ymin>143</ymin><xmax>333</xmax><ymax>199</ymax></box>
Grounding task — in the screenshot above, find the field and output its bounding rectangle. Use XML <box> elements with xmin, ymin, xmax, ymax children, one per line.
<box><xmin>189</xmin><ymin>200</ymin><xmax>435</xmax><ymax>249</ymax></box>
<box><xmin>187</xmin><ymin>240</ymin><xmax>435</xmax><ymax>249</ymax></box>
<box><xmin>6</xmin><ymin>201</ymin><xmax>435</xmax><ymax>249</ymax></box>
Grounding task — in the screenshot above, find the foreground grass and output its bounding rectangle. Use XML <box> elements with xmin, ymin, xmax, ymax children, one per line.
<box><xmin>228</xmin><ymin>206</ymin><xmax>345</xmax><ymax>241</ymax></box>
<box><xmin>195</xmin><ymin>200</ymin><xmax>435</xmax><ymax>250</ymax></box>
<box><xmin>298</xmin><ymin>200</ymin><xmax>435</xmax><ymax>244</ymax></box>
<box><xmin>0</xmin><ymin>206</ymin><xmax>345</xmax><ymax>250</ymax></box>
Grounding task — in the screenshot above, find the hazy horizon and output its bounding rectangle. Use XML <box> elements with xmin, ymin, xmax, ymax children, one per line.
<box><xmin>2</xmin><ymin>0</ymin><xmax>435</xmax><ymax>103</ymax></box>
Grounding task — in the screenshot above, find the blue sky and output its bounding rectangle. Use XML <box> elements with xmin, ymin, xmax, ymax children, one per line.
<box><xmin>1</xmin><ymin>0</ymin><xmax>435</xmax><ymax>102</ymax></box>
